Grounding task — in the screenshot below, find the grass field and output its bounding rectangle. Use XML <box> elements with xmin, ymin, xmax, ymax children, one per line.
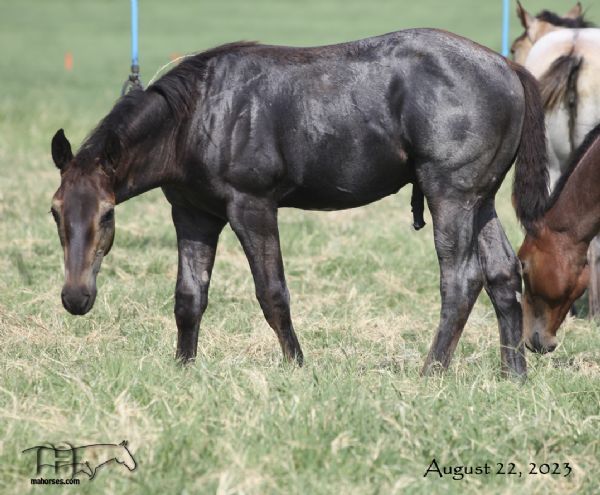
<box><xmin>1</xmin><ymin>1</ymin><xmax>600</xmax><ymax>493</ymax></box>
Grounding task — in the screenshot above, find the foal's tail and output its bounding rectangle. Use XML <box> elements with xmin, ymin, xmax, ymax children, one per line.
<box><xmin>510</xmin><ymin>62</ymin><xmax>549</xmax><ymax>232</ymax></box>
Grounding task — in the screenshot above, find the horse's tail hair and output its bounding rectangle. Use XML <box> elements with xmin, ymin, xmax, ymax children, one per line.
<box><xmin>510</xmin><ymin>62</ymin><xmax>549</xmax><ymax>232</ymax></box>
<box><xmin>539</xmin><ymin>51</ymin><xmax>583</xmax><ymax>151</ymax></box>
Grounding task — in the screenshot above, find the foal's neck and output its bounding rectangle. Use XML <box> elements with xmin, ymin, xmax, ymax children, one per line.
<box><xmin>113</xmin><ymin>91</ymin><xmax>187</xmax><ymax>203</ymax></box>
<box><xmin>545</xmin><ymin>137</ymin><xmax>600</xmax><ymax>245</ymax></box>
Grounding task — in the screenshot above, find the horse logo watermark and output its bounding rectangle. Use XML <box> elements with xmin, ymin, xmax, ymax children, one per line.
<box><xmin>22</xmin><ymin>441</ymin><xmax>137</xmax><ymax>481</ymax></box>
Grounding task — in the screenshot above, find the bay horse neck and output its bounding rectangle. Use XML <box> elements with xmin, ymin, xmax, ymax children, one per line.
<box><xmin>542</xmin><ymin>126</ymin><xmax>600</xmax><ymax>246</ymax></box>
<box><xmin>86</xmin><ymin>89</ymin><xmax>188</xmax><ymax>203</ymax></box>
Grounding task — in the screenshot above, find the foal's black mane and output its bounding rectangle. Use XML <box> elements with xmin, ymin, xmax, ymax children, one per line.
<box><xmin>545</xmin><ymin>122</ymin><xmax>600</xmax><ymax>212</ymax></box>
<box><xmin>75</xmin><ymin>41</ymin><xmax>258</xmax><ymax>167</ymax></box>
<box><xmin>76</xmin><ymin>89</ymin><xmax>147</xmax><ymax>167</ymax></box>
<box><xmin>537</xmin><ymin>9</ymin><xmax>595</xmax><ymax>28</ymax></box>
<box><xmin>148</xmin><ymin>41</ymin><xmax>258</xmax><ymax>118</ymax></box>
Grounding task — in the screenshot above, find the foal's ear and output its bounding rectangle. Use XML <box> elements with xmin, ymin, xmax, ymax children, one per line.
<box><xmin>102</xmin><ymin>130</ymin><xmax>122</xmax><ymax>172</ymax></box>
<box><xmin>51</xmin><ymin>129</ymin><xmax>73</xmax><ymax>170</ymax></box>
<box><xmin>565</xmin><ymin>2</ymin><xmax>582</xmax><ymax>19</ymax></box>
<box><xmin>516</xmin><ymin>1</ymin><xmax>533</xmax><ymax>29</ymax></box>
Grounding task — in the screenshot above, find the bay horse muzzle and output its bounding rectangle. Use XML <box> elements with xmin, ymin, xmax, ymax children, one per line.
<box><xmin>526</xmin><ymin>331</ymin><xmax>557</xmax><ymax>354</ymax></box>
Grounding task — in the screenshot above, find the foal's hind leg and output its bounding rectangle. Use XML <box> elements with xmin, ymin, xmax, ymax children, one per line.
<box><xmin>421</xmin><ymin>200</ymin><xmax>484</xmax><ymax>374</ymax></box>
<box><xmin>172</xmin><ymin>206</ymin><xmax>226</xmax><ymax>362</ymax></box>
<box><xmin>477</xmin><ymin>202</ymin><xmax>526</xmax><ymax>377</ymax></box>
<box><xmin>227</xmin><ymin>197</ymin><xmax>304</xmax><ymax>365</ymax></box>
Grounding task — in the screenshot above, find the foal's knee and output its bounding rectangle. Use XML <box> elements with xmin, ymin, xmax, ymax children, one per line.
<box><xmin>484</xmin><ymin>255</ymin><xmax>522</xmax><ymax>302</ymax></box>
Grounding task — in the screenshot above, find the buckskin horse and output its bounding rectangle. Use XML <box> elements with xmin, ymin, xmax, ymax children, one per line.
<box><xmin>50</xmin><ymin>29</ymin><xmax>549</xmax><ymax>377</ymax></box>
<box><xmin>518</xmin><ymin>123</ymin><xmax>600</xmax><ymax>353</ymax></box>
<box><xmin>511</xmin><ymin>2</ymin><xmax>600</xmax><ymax>315</ymax></box>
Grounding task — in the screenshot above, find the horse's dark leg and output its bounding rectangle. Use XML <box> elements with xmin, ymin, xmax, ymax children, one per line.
<box><xmin>172</xmin><ymin>206</ymin><xmax>225</xmax><ymax>362</ymax></box>
<box><xmin>227</xmin><ymin>198</ymin><xmax>303</xmax><ymax>365</ymax></box>
<box><xmin>421</xmin><ymin>200</ymin><xmax>484</xmax><ymax>374</ymax></box>
<box><xmin>477</xmin><ymin>201</ymin><xmax>527</xmax><ymax>378</ymax></box>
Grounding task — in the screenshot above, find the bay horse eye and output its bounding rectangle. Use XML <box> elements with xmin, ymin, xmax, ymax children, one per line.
<box><xmin>101</xmin><ymin>209</ymin><xmax>114</xmax><ymax>224</ymax></box>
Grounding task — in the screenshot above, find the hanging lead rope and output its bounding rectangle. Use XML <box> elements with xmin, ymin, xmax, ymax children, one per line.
<box><xmin>122</xmin><ymin>0</ymin><xmax>143</xmax><ymax>95</ymax></box>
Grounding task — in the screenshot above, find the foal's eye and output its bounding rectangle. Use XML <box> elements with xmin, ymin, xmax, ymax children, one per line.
<box><xmin>50</xmin><ymin>208</ymin><xmax>60</xmax><ymax>225</ymax></box>
<box><xmin>100</xmin><ymin>209</ymin><xmax>114</xmax><ymax>225</ymax></box>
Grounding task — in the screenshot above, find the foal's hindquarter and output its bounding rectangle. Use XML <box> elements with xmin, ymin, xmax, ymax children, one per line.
<box><xmin>163</xmin><ymin>30</ymin><xmax>527</xmax><ymax>374</ymax></box>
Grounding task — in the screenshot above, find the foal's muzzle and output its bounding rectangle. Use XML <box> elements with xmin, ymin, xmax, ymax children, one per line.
<box><xmin>61</xmin><ymin>285</ymin><xmax>96</xmax><ymax>315</ymax></box>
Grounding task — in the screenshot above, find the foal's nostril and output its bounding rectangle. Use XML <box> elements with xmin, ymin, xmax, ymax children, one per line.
<box><xmin>546</xmin><ymin>343</ymin><xmax>557</xmax><ymax>353</ymax></box>
<box><xmin>82</xmin><ymin>294</ymin><xmax>91</xmax><ymax>310</ymax></box>
<box><xmin>61</xmin><ymin>290</ymin><xmax>69</xmax><ymax>310</ymax></box>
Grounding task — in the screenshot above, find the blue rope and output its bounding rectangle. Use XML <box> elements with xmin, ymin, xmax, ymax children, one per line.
<box><xmin>122</xmin><ymin>0</ymin><xmax>142</xmax><ymax>94</ymax></box>
<box><xmin>131</xmin><ymin>0</ymin><xmax>139</xmax><ymax>67</ymax></box>
<box><xmin>501</xmin><ymin>0</ymin><xmax>510</xmax><ymax>57</ymax></box>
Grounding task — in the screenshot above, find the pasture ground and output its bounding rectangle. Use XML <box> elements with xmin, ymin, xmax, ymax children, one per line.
<box><xmin>1</xmin><ymin>1</ymin><xmax>599</xmax><ymax>493</ymax></box>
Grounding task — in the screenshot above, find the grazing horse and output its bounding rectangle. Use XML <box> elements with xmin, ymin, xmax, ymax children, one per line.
<box><xmin>512</xmin><ymin>2</ymin><xmax>600</xmax><ymax>316</ymax></box>
<box><xmin>518</xmin><ymin>124</ymin><xmax>600</xmax><ymax>353</ymax></box>
<box><xmin>50</xmin><ymin>29</ymin><xmax>550</xmax><ymax>377</ymax></box>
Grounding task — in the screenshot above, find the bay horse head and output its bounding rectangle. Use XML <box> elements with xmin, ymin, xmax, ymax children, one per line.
<box><xmin>518</xmin><ymin>227</ymin><xmax>589</xmax><ymax>354</ymax></box>
<box><xmin>511</xmin><ymin>2</ymin><xmax>588</xmax><ymax>64</ymax></box>
<box><xmin>50</xmin><ymin>129</ymin><xmax>121</xmax><ymax>315</ymax></box>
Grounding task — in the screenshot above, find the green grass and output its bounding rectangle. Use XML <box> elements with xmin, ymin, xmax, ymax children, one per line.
<box><xmin>1</xmin><ymin>1</ymin><xmax>600</xmax><ymax>493</ymax></box>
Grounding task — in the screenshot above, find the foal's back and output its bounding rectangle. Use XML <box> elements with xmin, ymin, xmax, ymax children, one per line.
<box><xmin>188</xmin><ymin>29</ymin><xmax>523</xmax><ymax>210</ymax></box>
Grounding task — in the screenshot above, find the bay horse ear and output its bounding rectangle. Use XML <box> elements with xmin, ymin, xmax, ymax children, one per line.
<box><xmin>565</xmin><ymin>2</ymin><xmax>582</xmax><ymax>19</ymax></box>
<box><xmin>103</xmin><ymin>130</ymin><xmax>122</xmax><ymax>172</ymax></box>
<box><xmin>516</xmin><ymin>1</ymin><xmax>533</xmax><ymax>29</ymax></box>
<box><xmin>51</xmin><ymin>129</ymin><xmax>73</xmax><ymax>170</ymax></box>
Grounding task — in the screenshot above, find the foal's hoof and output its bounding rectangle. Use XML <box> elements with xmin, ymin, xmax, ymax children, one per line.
<box><xmin>175</xmin><ymin>353</ymin><xmax>197</xmax><ymax>365</ymax></box>
<box><xmin>283</xmin><ymin>349</ymin><xmax>304</xmax><ymax>367</ymax></box>
<box><xmin>500</xmin><ymin>363</ymin><xmax>527</xmax><ymax>382</ymax></box>
<box><xmin>420</xmin><ymin>360</ymin><xmax>446</xmax><ymax>376</ymax></box>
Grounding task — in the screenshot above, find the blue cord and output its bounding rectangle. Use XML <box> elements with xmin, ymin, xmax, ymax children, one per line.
<box><xmin>131</xmin><ymin>0</ymin><xmax>139</xmax><ymax>67</ymax></box>
<box><xmin>501</xmin><ymin>0</ymin><xmax>510</xmax><ymax>57</ymax></box>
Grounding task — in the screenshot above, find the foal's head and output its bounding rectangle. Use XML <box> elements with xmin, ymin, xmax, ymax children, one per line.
<box><xmin>518</xmin><ymin>227</ymin><xmax>589</xmax><ymax>353</ymax></box>
<box><xmin>50</xmin><ymin>129</ymin><xmax>120</xmax><ymax>315</ymax></box>
<box><xmin>511</xmin><ymin>2</ymin><xmax>587</xmax><ymax>64</ymax></box>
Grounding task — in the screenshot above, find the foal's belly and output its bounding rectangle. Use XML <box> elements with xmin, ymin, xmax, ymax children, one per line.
<box><xmin>279</xmin><ymin>158</ymin><xmax>413</xmax><ymax>210</ymax></box>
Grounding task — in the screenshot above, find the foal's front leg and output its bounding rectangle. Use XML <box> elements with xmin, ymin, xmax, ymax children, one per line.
<box><xmin>477</xmin><ymin>202</ymin><xmax>527</xmax><ymax>377</ymax></box>
<box><xmin>172</xmin><ymin>206</ymin><xmax>226</xmax><ymax>362</ymax></box>
<box><xmin>227</xmin><ymin>197</ymin><xmax>304</xmax><ymax>365</ymax></box>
